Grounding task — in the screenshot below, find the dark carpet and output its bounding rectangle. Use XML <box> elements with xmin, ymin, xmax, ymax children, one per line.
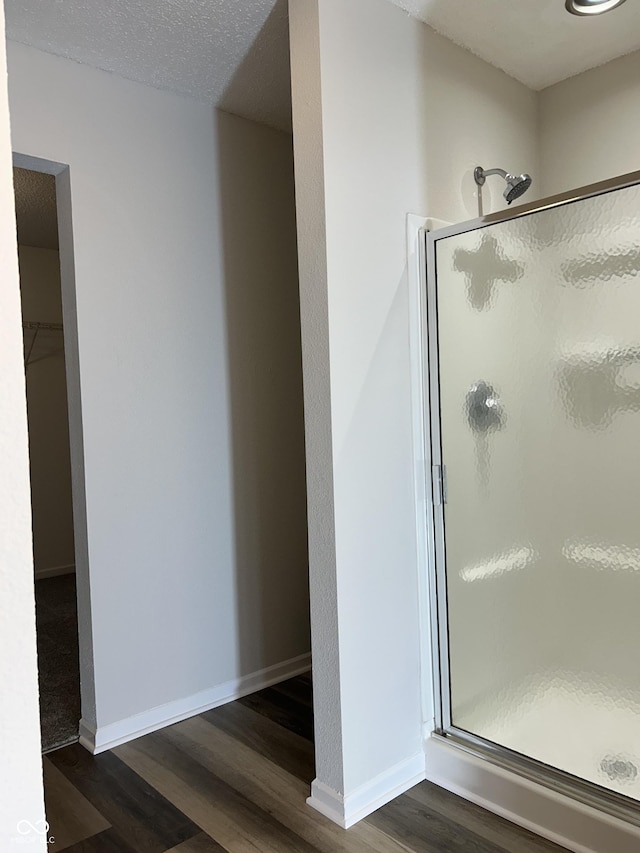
<box><xmin>35</xmin><ymin>574</ymin><xmax>81</xmax><ymax>752</ymax></box>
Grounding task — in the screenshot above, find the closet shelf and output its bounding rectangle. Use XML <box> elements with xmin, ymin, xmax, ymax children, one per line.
<box><xmin>23</xmin><ymin>320</ymin><xmax>64</xmax><ymax>370</ymax></box>
<box><xmin>23</xmin><ymin>320</ymin><xmax>63</xmax><ymax>332</ymax></box>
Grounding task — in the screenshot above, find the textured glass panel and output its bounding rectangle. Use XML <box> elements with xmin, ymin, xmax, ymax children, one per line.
<box><xmin>436</xmin><ymin>183</ymin><xmax>640</xmax><ymax>801</ymax></box>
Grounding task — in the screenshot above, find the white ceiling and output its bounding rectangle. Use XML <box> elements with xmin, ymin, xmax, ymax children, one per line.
<box><xmin>389</xmin><ymin>0</ymin><xmax>640</xmax><ymax>90</ymax></box>
<box><xmin>4</xmin><ymin>0</ymin><xmax>640</xmax><ymax>133</ymax></box>
<box><xmin>4</xmin><ymin>0</ymin><xmax>293</xmax><ymax>132</ymax></box>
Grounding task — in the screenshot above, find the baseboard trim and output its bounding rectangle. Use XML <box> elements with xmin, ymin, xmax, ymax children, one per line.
<box><xmin>35</xmin><ymin>564</ymin><xmax>75</xmax><ymax>580</ymax></box>
<box><xmin>424</xmin><ymin>735</ymin><xmax>640</xmax><ymax>853</ymax></box>
<box><xmin>78</xmin><ymin>722</ymin><xmax>95</xmax><ymax>754</ymax></box>
<box><xmin>80</xmin><ymin>652</ymin><xmax>311</xmax><ymax>755</ymax></box>
<box><xmin>307</xmin><ymin>751</ymin><xmax>425</xmax><ymax>829</ymax></box>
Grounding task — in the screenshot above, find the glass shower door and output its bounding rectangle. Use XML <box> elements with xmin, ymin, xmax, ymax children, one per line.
<box><xmin>428</xmin><ymin>177</ymin><xmax>640</xmax><ymax>802</ymax></box>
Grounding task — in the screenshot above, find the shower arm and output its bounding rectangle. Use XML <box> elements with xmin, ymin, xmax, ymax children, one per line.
<box><xmin>474</xmin><ymin>167</ymin><xmax>508</xmax><ymax>186</ymax></box>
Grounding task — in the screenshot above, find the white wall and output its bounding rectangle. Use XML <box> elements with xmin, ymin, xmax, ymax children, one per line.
<box><xmin>540</xmin><ymin>49</ymin><xmax>640</xmax><ymax>196</ymax></box>
<box><xmin>213</xmin><ymin>111</ymin><xmax>310</xmax><ymax>673</ymax></box>
<box><xmin>19</xmin><ymin>245</ymin><xmax>75</xmax><ymax>577</ymax></box>
<box><xmin>0</xmin><ymin>10</ymin><xmax>46</xmax><ymax>851</ymax></box>
<box><xmin>7</xmin><ymin>41</ymin><xmax>309</xmax><ymax>740</ymax></box>
<box><xmin>289</xmin><ymin>0</ymin><xmax>538</xmax><ymax>822</ymax></box>
<box><xmin>288</xmin><ymin>0</ymin><xmax>343</xmax><ymax>796</ymax></box>
<box><xmin>421</xmin><ymin>28</ymin><xmax>540</xmax><ymax>220</ymax></box>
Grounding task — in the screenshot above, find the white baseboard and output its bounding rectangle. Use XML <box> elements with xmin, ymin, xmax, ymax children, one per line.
<box><xmin>424</xmin><ymin>735</ymin><xmax>640</xmax><ymax>853</ymax></box>
<box><xmin>307</xmin><ymin>751</ymin><xmax>425</xmax><ymax>829</ymax></box>
<box><xmin>78</xmin><ymin>721</ymin><xmax>96</xmax><ymax>754</ymax></box>
<box><xmin>35</xmin><ymin>563</ymin><xmax>75</xmax><ymax>580</ymax></box>
<box><xmin>79</xmin><ymin>652</ymin><xmax>311</xmax><ymax>755</ymax></box>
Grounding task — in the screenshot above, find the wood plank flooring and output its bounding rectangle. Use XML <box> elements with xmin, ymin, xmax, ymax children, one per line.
<box><xmin>42</xmin><ymin>674</ymin><xmax>568</xmax><ymax>852</ymax></box>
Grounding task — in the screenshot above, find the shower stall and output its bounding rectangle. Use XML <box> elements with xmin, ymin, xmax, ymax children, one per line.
<box><xmin>425</xmin><ymin>170</ymin><xmax>640</xmax><ymax>828</ymax></box>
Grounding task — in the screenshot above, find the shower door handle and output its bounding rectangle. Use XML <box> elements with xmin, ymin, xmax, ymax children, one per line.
<box><xmin>466</xmin><ymin>381</ymin><xmax>504</xmax><ymax>433</ymax></box>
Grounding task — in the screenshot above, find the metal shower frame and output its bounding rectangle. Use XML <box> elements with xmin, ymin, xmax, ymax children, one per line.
<box><xmin>423</xmin><ymin>167</ymin><xmax>640</xmax><ymax>830</ymax></box>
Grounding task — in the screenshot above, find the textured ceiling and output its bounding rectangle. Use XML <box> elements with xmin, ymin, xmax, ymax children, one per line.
<box><xmin>4</xmin><ymin>0</ymin><xmax>640</xmax><ymax>134</ymax></box>
<box><xmin>389</xmin><ymin>0</ymin><xmax>640</xmax><ymax>90</ymax></box>
<box><xmin>13</xmin><ymin>167</ymin><xmax>59</xmax><ymax>250</ymax></box>
<box><xmin>4</xmin><ymin>0</ymin><xmax>292</xmax><ymax>133</ymax></box>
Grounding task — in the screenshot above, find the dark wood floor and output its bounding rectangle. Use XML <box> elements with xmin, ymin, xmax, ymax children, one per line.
<box><xmin>43</xmin><ymin>674</ymin><xmax>568</xmax><ymax>852</ymax></box>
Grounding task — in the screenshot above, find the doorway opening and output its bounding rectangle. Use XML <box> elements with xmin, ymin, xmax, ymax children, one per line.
<box><xmin>13</xmin><ymin>156</ymin><xmax>94</xmax><ymax>753</ymax></box>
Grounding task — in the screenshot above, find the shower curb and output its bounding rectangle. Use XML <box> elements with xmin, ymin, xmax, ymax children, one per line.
<box><xmin>424</xmin><ymin>734</ymin><xmax>640</xmax><ymax>853</ymax></box>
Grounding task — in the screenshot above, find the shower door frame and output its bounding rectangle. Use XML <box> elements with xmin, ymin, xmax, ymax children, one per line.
<box><xmin>424</xmin><ymin>167</ymin><xmax>640</xmax><ymax>830</ymax></box>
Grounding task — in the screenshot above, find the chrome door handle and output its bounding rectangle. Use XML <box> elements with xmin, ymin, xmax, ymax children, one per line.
<box><xmin>466</xmin><ymin>381</ymin><xmax>504</xmax><ymax>433</ymax></box>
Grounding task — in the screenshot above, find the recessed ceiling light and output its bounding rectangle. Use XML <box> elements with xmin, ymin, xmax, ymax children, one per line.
<box><xmin>566</xmin><ymin>0</ymin><xmax>627</xmax><ymax>15</ymax></box>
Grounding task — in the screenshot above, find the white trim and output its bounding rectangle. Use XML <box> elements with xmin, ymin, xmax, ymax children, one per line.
<box><xmin>425</xmin><ymin>736</ymin><xmax>640</xmax><ymax>853</ymax></box>
<box><xmin>35</xmin><ymin>563</ymin><xmax>75</xmax><ymax>580</ymax></box>
<box><xmin>78</xmin><ymin>721</ymin><xmax>95</xmax><ymax>754</ymax></box>
<box><xmin>307</xmin><ymin>781</ymin><xmax>348</xmax><ymax>827</ymax></box>
<box><xmin>79</xmin><ymin>652</ymin><xmax>311</xmax><ymax>754</ymax></box>
<box><xmin>13</xmin><ymin>152</ymin><xmax>68</xmax><ymax>176</ymax></box>
<box><xmin>307</xmin><ymin>752</ymin><xmax>425</xmax><ymax>829</ymax></box>
<box><xmin>15</xmin><ymin>151</ymin><xmax>98</xmax><ymax>734</ymax></box>
<box><xmin>406</xmin><ymin>212</ymin><xmax>435</xmax><ymax>745</ymax></box>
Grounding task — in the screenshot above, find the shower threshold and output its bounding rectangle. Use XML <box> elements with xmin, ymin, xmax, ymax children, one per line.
<box><xmin>453</xmin><ymin>669</ymin><xmax>640</xmax><ymax>802</ymax></box>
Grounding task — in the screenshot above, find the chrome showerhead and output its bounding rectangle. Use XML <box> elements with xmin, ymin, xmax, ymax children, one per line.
<box><xmin>474</xmin><ymin>166</ymin><xmax>533</xmax><ymax>206</ymax></box>
<box><xmin>504</xmin><ymin>173</ymin><xmax>532</xmax><ymax>204</ymax></box>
